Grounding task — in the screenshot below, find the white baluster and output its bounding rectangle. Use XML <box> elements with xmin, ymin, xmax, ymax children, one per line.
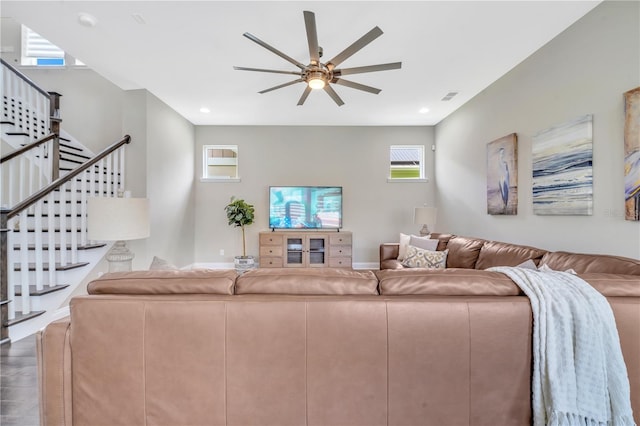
<box><xmin>34</xmin><ymin>200</ymin><xmax>44</xmax><ymax>291</ymax></box>
<box><xmin>106</xmin><ymin>154</ymin><xmax>112</xmax><ymax>197</ymax></box>
<box><xmin>80</xmin><ymin>170</ymin><xmax>88</xmax><ymax>247</ymax></box>
<box><xmin>19</xmin><ymin>156</ymin><xmax>26</xmax><ymax>205</ymax></box>
<box><xmin>98</xmin><ymin>159</ymin><xmax>105</xmax><ymax>196</ymax></box>
<box><xmin>8</xmin><ymin>161</ymin><xmax>15</xmax><ymax>207</ymax></box>
<box><xmin>47</xmin><ymin>192</ymin><xmax>56</xmax><ymax>286</ymax></box>
<box><xmin>19</xmin><ymin>212</ymin><xmax>30</xmax><ymax>314</ymax></box>
<box><xmin>119</xmin><ymin>147</ymin><xmax>125</xmax><ymax>193</ymax></box>
<box><xmin>58</xmin><ymin>183</ymin><xmax>67</xmax><ymax>267</ymax></box>
<box><xmin>112</xmin><ymin>151</ymin><xmax>119</xmax><ymax>196</ymax></box>
<box><xmin>70</xmin><ymin>178</ymin><xmax>78</xmax><ymax>263</ymax></box>
<box><xmin>7</xmin><ymin>218</ymin><xmax>16</xmax><ymax>319</ymax></box>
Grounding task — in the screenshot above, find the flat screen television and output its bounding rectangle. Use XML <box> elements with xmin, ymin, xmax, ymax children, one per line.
<box><xmin>269</xmin><ymin>186</ymin><xmax>342</xmax><ymax>230</ymax></box>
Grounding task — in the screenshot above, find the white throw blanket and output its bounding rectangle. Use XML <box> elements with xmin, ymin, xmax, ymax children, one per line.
<box><xmin>489</xmin><ymin>266</ymin><xmax>636</xmax><ymax>426</ymax></box>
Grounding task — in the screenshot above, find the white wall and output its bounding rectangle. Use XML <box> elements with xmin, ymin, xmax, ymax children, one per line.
<box><xmin>194</xmin><ymin>126</ymin><xmax>435</xmax><ymax>266</ymax></box>
<box><xmin>434</xmin><ymin>1</ymin><xmax>640</xmax><ymax>258</ymax></box>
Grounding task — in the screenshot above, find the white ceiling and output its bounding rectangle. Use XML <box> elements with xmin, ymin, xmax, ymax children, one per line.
<box><xmin>1</xmin><ymin>1</ymin><xmax>600</xmax><ymax>126</ymax></box>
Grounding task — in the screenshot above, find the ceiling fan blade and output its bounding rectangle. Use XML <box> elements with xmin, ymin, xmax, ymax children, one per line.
<box><xmin>327</xmin><ymin>26</ymin><xmax>384</xmax><ymax>69</ymax></box>
<box><xmin>243</xmin><ymin>32</ymin><xmax>306</xmax><ymax>70</ymax></box>
<box><xmin>297</xmin><ymin>86</ymin><xmax>312</xmax><ymax>106</ymax></box>
<box><xmin>258</xmin><ymin>78</ymin><xmax>304</xmax><ymax>94</ymax></box>
<box><xmin>333</xmin><ymin>78</ymin><xmax>381</xmax><ymax>94</ymax></box>
<box><xmin>324</xmin><ymin>85</ymin><xmax>344</xmax><ymax>106</ymax></box>
<box><xmin>234</xmin><ymin>66</ymin><xmax>303</xmax><ymax>76</ymax></box>
<box><xmin>303</xmin><ymin>11</ymin><xmax>320</xmax><ymax>65</ymax></box>
<box><xmin>335</xmin><ymin>62</ymin><xmax>402</xmax><ymax>76</ymax></box>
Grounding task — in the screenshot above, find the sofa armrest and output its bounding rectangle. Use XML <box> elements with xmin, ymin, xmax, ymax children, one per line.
<box><xmin>380</xmin><ymin>243</ymin><xmax>404</xmax><ymax>270</ymax></box>
<box><xmin>37</xmin><ymin>318</ymin><xmax>73</xmax><ymax>426</ymax></box>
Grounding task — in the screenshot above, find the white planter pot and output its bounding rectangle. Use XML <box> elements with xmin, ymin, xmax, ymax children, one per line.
<box><xmin>234</xmin><ymin>255</ymin><xmax>256</xmax><ymax>273</ymax></box>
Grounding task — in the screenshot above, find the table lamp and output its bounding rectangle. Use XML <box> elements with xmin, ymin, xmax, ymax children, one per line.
<box><xmin>87</xmin><ymin>196</ymin><xmax>150</xmax><ymax>272</ymax></box>
<box><xmin>413</xmin><ymin>206</ymin><xmax>437</xmax><ymax>236</ymax></box>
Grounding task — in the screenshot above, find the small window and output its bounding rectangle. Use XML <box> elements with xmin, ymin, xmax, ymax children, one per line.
<box><xmin>202</xmin><ymin>145</ymin><xmax>239</xmax><ymax>181</ymax></box>
<box><xmin>21</xmin><ymin>25</ymin><xmax>65</xmax><ymax>66</ymax></box>
<box><xmin>389</xmin><ymin>145</ymin><xmax>424</xmax><ymax>180</ymax></box>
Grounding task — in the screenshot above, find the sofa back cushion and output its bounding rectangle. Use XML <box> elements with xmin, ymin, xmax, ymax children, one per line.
<box><xmin>235</xmin><ymin>268</ymin><xmax>379</xmax><ymax>295</ymax></box>
<box><xmin>87</xmin><ymin>269</ymin><xmax>237</xmax><ymax>295</ymax></box>
<box><xmin>475</xmin><ymin>241</ymin><xmax>547</xmax><ymax>270</ymax></box>
<box><xmin>540</xmin><ymin>251</ymin><xmax>640</xmax><ymax>275</ymax></box>
<box><xmin>579</xmin><ymin>273</ymin><xmax>640</xmax><ymax>297</ymax></box>
<box><xmin>427</xmin><ymin>232</ymin><xmax>454</xmax><ymax>251</ymax></box>
<box><xmin>376</xmin><ymin>269</ymin><xmax>521</xmax><ymax>296</ymax></box>
<box><xmin>445</xmin><ymin>236</ymin><xmax>486</xmax><ymax>269</ymax></box>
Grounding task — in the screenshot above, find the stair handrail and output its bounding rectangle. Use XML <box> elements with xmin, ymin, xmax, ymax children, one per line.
<box><xmin>0</xmin><ymin>58</ymin><xmax>50</xmax><ymax>98</ymax></box>
<box><xmin>6</xmin><ymin>135</ymin><xmax>131</xmax><ymax>220</ymax></box>
<box><xmin>0</xmin><ymin>133</ymin><xmax>57</xmax><ymax>164</ymax></box>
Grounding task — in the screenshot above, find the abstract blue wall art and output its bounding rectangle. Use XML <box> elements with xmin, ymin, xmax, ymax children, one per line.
<box><xmin>532</xmin><ymin>114</ymin><xmax>593</xmax><ymax>215</ymax></box>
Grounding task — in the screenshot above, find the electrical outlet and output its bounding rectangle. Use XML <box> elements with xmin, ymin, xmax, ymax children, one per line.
<box><xmin>219</xmin><ymin>249</ymin><xmax>225</xmax><ymax>256</ymax></box>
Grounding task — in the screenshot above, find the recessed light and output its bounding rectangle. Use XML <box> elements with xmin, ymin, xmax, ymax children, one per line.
<box><xmin>200</xmin><ymin>107</ymin><xmax>211</xmax><ymax>113</ymax></box>
<box><xmin>419</xmin><ymin>107</ymin><xmax>430</xmax><ymax>114</ymax></box>
<box><xmin>77</xmin><ymin>12</ymin><xmax>97</xmax><ymax>28</ymax></box>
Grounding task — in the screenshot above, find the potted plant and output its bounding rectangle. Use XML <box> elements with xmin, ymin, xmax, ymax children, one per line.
<box><xmin>224</xmin><ymin>196</ymin><xmax>256</xmax><ymax>271</ymax></box>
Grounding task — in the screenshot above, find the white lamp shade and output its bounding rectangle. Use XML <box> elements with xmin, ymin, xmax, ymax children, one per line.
<box><xmin>87</xmin><ymin>197</ymin><xmax>150</xmax><ymax>241</ymax></box>
<box><xmin>414</xmin><ymin>206</ymin><xmax>437</xmax><ymax>224</ymax></box>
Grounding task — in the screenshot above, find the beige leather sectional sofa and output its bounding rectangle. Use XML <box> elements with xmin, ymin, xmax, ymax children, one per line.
<box><xmin>37</xmin><ymin>237</ymin><xmax>640</xmax><ymax>426</ymax></box>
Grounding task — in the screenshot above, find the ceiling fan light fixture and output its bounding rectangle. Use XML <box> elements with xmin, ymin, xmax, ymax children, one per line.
<box><xmin>307</xmin><ymin>71</ymin><xmax>326</xmax><ymax>90</ymax></box>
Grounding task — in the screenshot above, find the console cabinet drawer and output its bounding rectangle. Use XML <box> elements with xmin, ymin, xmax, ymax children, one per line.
<box><xmin>329</xmin><ymin>257</ymin><xmax>352</xmax><ymax>268</ymax></box>
<box><xmin>260</xmin><ymin>246</ymin><xmax>283</xmax><ymax>257</ymax></box>
<box><xmin>260</xmin><ymin>234</ymin><xmax>283</xmax><ymax>246</ymax></box>
<box><xmin>330</xmin><ymin>246</ymin><xmax>352</xmax><ymax>257</ymax></box>
<box><xmin>260</xmin><ymin>257</ymin><xmax>283</xmax><ymax>268</ymax></box>
<box><xmin>329</xmin><ymin>234</ymin><xmax>352</xmax><ymax>246</ymax></box>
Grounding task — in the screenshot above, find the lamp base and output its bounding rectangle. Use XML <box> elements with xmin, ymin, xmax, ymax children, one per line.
<box><xmin>106</xmin><ymin>240</ymin><xmax>134</xmax><ymax>272</ymax></box>
<box><xmin>419</xmin><ymin>225</ymin><xmax>430</xmax><ymax>237</ymax></box>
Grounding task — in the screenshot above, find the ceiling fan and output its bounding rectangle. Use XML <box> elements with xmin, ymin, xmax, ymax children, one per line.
<box><xmin>233</xmin><ymin>11</ymin><xmax>402</xmax><ymax>106</ymax></box>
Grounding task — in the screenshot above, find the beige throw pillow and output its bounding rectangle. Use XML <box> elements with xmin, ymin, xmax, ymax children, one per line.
<box><xmin>402</xmin><ymin>246</ymin><xmax>448</xmax><ymax>269</ymax></box>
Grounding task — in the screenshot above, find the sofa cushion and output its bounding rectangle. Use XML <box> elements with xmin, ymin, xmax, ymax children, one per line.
<box><xmin>235</xmin><ymin>268</ymin><xmax>379</xmax><ymax>295</ymax></box>
<box><xmin>445</xmin><ymin>236</ymin><xmax>486</xmax><ymax>269</ymax></box>
<box><xmin>87</xmin><ymin>269</ymin><xmax>237</xmax><ymax>295</ymax></box>
<box><xmin>475</xmin><ymin>241</ymin><xmax>547</xmax><ymax>270</ymax></box>
<box><xmin>578</xmin><ymin>273</ymin><xmax>640</xmax><ymax>297</ymax></box>
<box><xmin>401</xmin><ymin>246</ymin><xmax>448</xmax><ymax>269</ymax></box>
<box><xmin>540</xmin><ymin>251</ymin><xmax>640</xmax><ymax>275</ymax></box>
<box><xmin>376</xmin><ymin>269</ymin><xmax>521</xmax><ymax>296</ymax></box>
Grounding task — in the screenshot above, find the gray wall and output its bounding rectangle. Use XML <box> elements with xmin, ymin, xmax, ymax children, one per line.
<box><xmin>434</xmin><ymin>0</ymin><xmax>640</xmax><ymax>259</ymax></box>
<box><xmin>194</xmin><ymin>126</ymin><xmax>435</xmax><ymax>266</ymax></box>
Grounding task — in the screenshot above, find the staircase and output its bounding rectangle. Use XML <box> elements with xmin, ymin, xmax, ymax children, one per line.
<box><xmin>1</xmin><ymin>58</ymin><xmax>131</xmax><ymax>343</ymax></box>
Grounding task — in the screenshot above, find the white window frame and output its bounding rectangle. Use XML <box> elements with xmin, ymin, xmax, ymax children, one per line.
<box><xmin>388</xmin><ymin>145</ymin><xmax>427</xmax><ymax>182</ymax></box>
<box><xmin>20</xmin><ymin>25</ymin><xmax>87</xmax><ymax>68</ymax></box>
<box><xmin>21</xmin><ymin>25</ymin><xmax>65</xmax><ymax>67</ymax></box>
<box><xmin>201</xmin><ymin>144</ymin><xmax>241</xmax><ymax>183</ymax></box>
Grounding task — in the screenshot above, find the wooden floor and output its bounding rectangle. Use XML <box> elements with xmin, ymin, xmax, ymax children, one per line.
<box><xmin>1</xmin><ymin>334</ymin><xmax>40</xmax><ymax>426</ymax></box>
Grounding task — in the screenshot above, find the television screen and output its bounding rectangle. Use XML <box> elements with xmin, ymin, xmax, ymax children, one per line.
<box><xmin>269</xmin><ymin>186</ymin><xmax>342</xmax><ymax>229</ymax></box>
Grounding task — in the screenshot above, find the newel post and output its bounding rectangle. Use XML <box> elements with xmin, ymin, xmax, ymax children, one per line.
<box><xmin>1</xmin><ymin>208</ymin><xmax>10</xmax><ymax>344</ymax></box>
<box><xmin>48</xmin><ymin>92</ymin><xmax>62</xmax><ymax>181</ymax></box>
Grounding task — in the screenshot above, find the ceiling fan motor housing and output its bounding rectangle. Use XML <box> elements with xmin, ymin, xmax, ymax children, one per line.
<box><xmin>304</xmin><ymin>65</ymin><xmax>332</xmax><ymax>86</ymax></box>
